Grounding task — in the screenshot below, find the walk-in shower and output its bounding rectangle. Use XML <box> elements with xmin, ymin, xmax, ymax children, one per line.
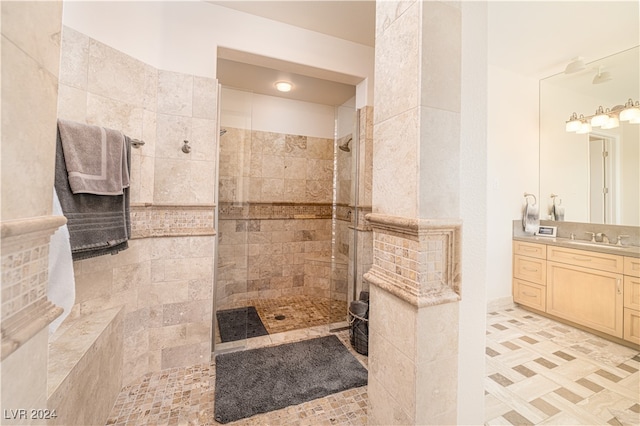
<box><xmin>212</xmin><ymin>86</ymin><xmax>363</xmax><ymax>352</ymax></box>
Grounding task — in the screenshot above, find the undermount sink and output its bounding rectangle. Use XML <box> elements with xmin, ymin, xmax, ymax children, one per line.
<box><xmin>561</xmin><ymin>239</ymin><xmax>628</xmax><ymax>250</ymax></box>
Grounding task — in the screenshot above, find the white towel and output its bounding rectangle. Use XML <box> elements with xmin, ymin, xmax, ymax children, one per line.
<box><xmin>48</xmin><ymin>188</ymin><xmax>76</xmax><ymax>334</ymax></box>
<box><xmin>523</xmin><ymin>202</ymin><xmax>539</xmax><ymax>234</ymax></box>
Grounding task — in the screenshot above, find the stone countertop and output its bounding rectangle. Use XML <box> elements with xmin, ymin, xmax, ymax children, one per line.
<box><xmin>514</xmin><ymin>235</ymin><xmax>640</xmax><ymax>258</ymax></box>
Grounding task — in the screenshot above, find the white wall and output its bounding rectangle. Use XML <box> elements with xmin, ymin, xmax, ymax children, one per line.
<box><xmin>486</xmin><ymin>1</ymin><xmax>639</xmax><ymax>304</ymax></box>
<box><xmin>458</xmin><ymin>2</ymin><xmax>489</xmax><ymax>423</ymax></box>
<box><xmin>220</xmin><ymin>88</ymin><xmax>335</xmax><ymax>138</ymax></box>
<box><xmin>486</xmin><ymin>65</ymin><xmax>540</xmax><ymax>303</ymax></box>
<box><xmin>62</xmin><ymin>1</ymin><xmax>374</xmax><ymax>103</ymax></box>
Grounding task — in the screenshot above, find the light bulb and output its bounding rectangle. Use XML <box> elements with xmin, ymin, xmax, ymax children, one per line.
<box><xmin>565</xmin><ymin>113</ymin><xmax>582</xmax><ymax>132</ymax></box>
<box><xmin>274</xmin><ymin>81</ymin><xmax>293</xmax><ymax>92</ymax></box>
<box><xmin>576</xmin><ymin>122</ymin><xmax>592</xmax><ymax>134</ymax></box>
<box><xmin>619</xmin><ymin>99</ymin><xmax>640</xmax><ymax>121</ymax></box>
<box><xmin>590</xmin><ymin>106</ymin><xmax>609</xmax><ymax>127</ymax></box>
<box><xmin>601</xmin><ymin>116</ymin><xmax>619</xmax><ymax>130</ymax></box>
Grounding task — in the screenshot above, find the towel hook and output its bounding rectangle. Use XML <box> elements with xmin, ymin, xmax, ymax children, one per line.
<box><xmin>181</xmin><ymin>140</ymin><xmax>191</xmax><ymax>154</ymax></box>
<box><xmin>524</xmin><ymin>192</ymin><xmax>537</xmax><ymax>205</ymax></box>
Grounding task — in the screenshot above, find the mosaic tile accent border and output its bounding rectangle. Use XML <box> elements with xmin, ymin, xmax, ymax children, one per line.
<box><xmin>364</xmin><ymin>213</ymin><xmax>461</xmax><ymax>307</ymax></box>
<box><xmin>130</xmin><ymin>204</ymin><xmax>215</xmax><ymax>238</ymax></box>
<box><xmin>218</xmin><ymin>202</ymin><xmax>332</xmax><ymax>220</ymax></box>
<box><xmin>1</xmin><ymin>215</ymin><xmax>66</xmax><ymax>359</ymax></box>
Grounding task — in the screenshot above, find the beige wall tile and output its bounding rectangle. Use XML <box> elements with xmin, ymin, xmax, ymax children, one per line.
<box><xmin>369</xmin><ymin>325</ymin><xmax>417</xmax><ymax>418</ymax></box>
<box><xmin>88</xmin><ymin>39</ymin><xmax>146</xmax><ymax>106</ymax></box>
<box><xmin>1</xmin><ymin>329</ymin><xmax>49</xmax><ymax>423</ymax></box>
<box><xmin>418</xmin><ymin>107</ymin><xmax>460</xmax><ymax>218</ymax></box>
<box><xmin>142</xmin><ymin>65</ymin><xmax>158</xmax><ymax>112</ymax></box>
<box><xmin>191</xmin><ymin>118</ymin><xmax>217</xmax><ymax>161</ymax></box>
<box><xmin>86</xmin><ymin>92</ymin><xmax>144</xmax><ymax>139</ymax></box>
<box><xmin>193</xmin><ymin>76</ymin><xmax>217</xmax><ymax>119</ymax></box>
<box><xmin>374</xmin><ymin>0</ymin><xmax>420</xmax><ymax>124</ymax></box>
<box><xmin>157</xmin><ymin>70</ymin><xmax>193</xmax><ymax>116</ymax></box>
<box><xmin>156</xmin><ymin>113</ymin><xmax>191</xmax><ymax>159</ymax></box>
<box><xmin>160</xmin><ymin>341</ymin><xmax>210</xmax><ymax>370</ymax></box>
<box><xmin>154</xmin><ymin>158</ymin><xmax>190</xmax><ymax>203</ymax></box>
<box><xmin>1</xmin><ymin>38</ymin><xmax>58</xmax><ymax>220</ymax></box>
<box><xmin>372</xmin><ymin>108</ymin><xmax>419</xmax><ymax>216</ymax></box>
<box><xmin>190</xmin><ymin>160</ymin><xmax>216</xmax><ymax>204</ymax></box>
<box><xmin>1</xmin><ymin>1</ymin><xmax>63</xmax><ymax>77</ymax></box>
<box><xmin>59</xmin><ymin>26</ymin><xmax>89</xmax><ymax>89</ymax></box>
<box><xmin>420</xmin><ymin>1</ymin><xmax>461</xmax><ymax>113</ymax></box>
<box><xmin>57</xmin><ymin>83</ymin><xmax>88</xmax><ymax>123</ymax></box>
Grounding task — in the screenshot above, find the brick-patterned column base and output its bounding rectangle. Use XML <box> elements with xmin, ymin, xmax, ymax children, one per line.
<box><xmin>364</xmin><ymin>213</ymin><xmax>462</xmax><ymax>425</ymax></box>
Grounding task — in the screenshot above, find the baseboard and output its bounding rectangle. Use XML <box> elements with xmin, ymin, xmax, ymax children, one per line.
<box><xmin>486</xmin><ymin>296</ymin><xmax>514</xmax><ymax>313</ymax></box>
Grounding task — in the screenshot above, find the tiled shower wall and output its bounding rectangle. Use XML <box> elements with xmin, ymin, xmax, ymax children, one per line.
<box><xmin>217</xmin><ymin>127</ymin><xmax>348</xmax><ymax>308</ymax></box>
<box><xmin>56</xmin><ymin>26</ymin><xmax>216</xmax><ymax>385</ymax></box>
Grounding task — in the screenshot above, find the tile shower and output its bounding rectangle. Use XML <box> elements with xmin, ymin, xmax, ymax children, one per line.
<box><xmin>214</xmin><ymin>89</ymin><xmax>365</xmax><ymax>347</ymax></box>
<box><xmin>0</xmin><ymin>13</ymin><xmax>376</xmax><ymax>423</ymax></box>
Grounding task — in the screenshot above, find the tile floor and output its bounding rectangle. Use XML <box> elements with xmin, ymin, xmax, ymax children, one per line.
<box><xmin>215</xmin><ymin>295</ymin><xmax>348</xmax><ymax>343</ymax></box>
<box><xmin>106</xmin><ymin>327</ymin><xmax>367</xmax><ymax>426</ymax></box>
<box><xmin>485</xmin><ymin>307</ymin><xmax>640</xmax><ymax>425</ymax></box>
<box><xmin>106</xmin><ymin>305</ymin><xmax>640</xmax><ymax>425</ymax></box>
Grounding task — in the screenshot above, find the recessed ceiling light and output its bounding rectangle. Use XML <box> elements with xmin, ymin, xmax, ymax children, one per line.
<box><xmin>275</xmin><ymin>81</ymin><xmax>293</xmax><ymax>92</ymax></box>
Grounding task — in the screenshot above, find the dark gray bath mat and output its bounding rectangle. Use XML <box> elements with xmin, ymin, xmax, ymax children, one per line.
<box><xmin>214</xmin><ymin>335</ymin><xmax>368</xmax><ymax>423</ymax></box>
<box><xmin>216</xmin><ymin>306</ymin><xmax>268</xmax><ymax>342</ymax></box>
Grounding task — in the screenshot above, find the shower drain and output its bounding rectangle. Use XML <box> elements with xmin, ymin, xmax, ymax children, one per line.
<box><xmin>274</xmin><ymin>314</ymin><xmax>286</xmax><ymax>321</ymax></box>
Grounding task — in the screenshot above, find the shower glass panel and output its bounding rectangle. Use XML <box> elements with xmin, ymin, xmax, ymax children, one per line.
<box><xmin>214</xmin><ymin>87</ymin><xmax>360</xmax><ymax>351</ymax></box>
<box><xmin>331</xmin><ymin>101</ymin><xmax>358</xmax><ymax>326</ymax></box>
<box><xmin>214</xmin><ymin>86</ymin><xmax>253</xmax><ymax>352</ymax></box>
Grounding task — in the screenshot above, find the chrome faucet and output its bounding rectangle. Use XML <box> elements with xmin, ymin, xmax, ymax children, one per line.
<box><xmin>585</xmin><ymin>232</ymin><xmax>596</xmax><ymax>243</ymax></box>
<box><xmin>616</xmin><ymin>235</ymin><xmax>629</xmax><ymax>246</ymax></box>
<box><xmin>596</xmin><ymin>233</ymin><xmax>610</xmax><ymax>244</ymax></box>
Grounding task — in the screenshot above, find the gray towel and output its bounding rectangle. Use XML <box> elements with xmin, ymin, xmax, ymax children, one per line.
<box><xmin>55</xmin><ymin>126</ymin><xmax>131</xmax><ymax>261</ymax></box>
<box><xmin>57</xmin><ymin>119</ymin><xmax>130</xmax><ymax>195</ymax></box>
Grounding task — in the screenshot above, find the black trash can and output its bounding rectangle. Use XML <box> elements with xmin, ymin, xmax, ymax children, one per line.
<box><xmin>349</xmin><ymin>299</ymin><xmax>369</xmax><ymax>356</ymax></box>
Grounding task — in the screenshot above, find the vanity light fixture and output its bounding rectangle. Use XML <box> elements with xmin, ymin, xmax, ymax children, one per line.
<box><xmin>565</xmin><ymin>98</ymin><xmax>640</xmax><ymax>133</ymax></box>
<box><xmin>590</xmin><ymin>106</ymin><xmax>610</xmax><ymax>127</ymax></box>
<box><xmin>274</xmin><ymin>81</ymin><xmax>293</xmax><ymax>92</ymax></box>
<box><xmin>576</xmin><ymin>121</ymin><xmax>592</xmax><ymax>134</ymax></box>
<box><xmin>601</xmin><ymin>115</ymin><xmax>620</xmax><ymax>130</ymax></box>
<box><xmin>564</xmin><ymin>56</ymin><xmax>586</xmax><ymax>74</ymax></box>
<box><xmin>619</xmin><ymin>98</ymin><xmax>640</xmax><ymax>122</ymax></box>
<box><xmin>565</xmin><ymin>113</ymin><xmax>582</xmax><ymax>132</ymax></box>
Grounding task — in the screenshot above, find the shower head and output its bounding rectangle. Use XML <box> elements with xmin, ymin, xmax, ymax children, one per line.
<box><xmin>338</xmin><ymin>138</ymin><xmax>352</xmax><ymax>153</ymax></box>
<box><xmin>220</xmin><ymin>129</ymin><xmax>227</xmax><ymax>136</ymax></box>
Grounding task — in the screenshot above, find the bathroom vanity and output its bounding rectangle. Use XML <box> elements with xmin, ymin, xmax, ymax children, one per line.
<box><xmin>512</xmin><ymin>236</ymin><xmax>640</xmax><ymax>348</ymax></box>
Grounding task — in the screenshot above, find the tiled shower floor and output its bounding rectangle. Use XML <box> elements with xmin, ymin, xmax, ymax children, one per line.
<box><xmin>215</xmin><ymin>295</ymin><xmax>348</xmax><ymax>343</ymax></box>
<box><xmin>106</xmin><ymin>328</ymin><xmax>368</xmax><ymax>426</ymax></box>
<box><xmin>106</xmin><ymin>306</ymin><xmax>640</xmax><ymax>425</ymax></box>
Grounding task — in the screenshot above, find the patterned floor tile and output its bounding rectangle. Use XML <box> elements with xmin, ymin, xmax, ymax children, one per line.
<box><xmin>106</xmin><ymin>304</ymin><xmax>639</xmax><ymax>426</ymax></box>
<box><xmin>486</xmin><ymin>306</ymin><xmax>640</xmax><ymax>426</ymax></box>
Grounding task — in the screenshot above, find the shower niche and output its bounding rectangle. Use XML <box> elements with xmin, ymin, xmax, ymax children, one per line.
<box><xmin>213</xmin><ymin>82</ymin><xmax>370</xmax><ymax>351</ymax></box>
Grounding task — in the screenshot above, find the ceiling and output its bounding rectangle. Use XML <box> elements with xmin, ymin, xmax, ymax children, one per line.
<box><xmin>210</xmin><ymin>1</ymin><xmax>639</xmax><ymax>106</ymax></box>
<box><xmin>211</xmin><ymin>1</ymin><xmax>374</xmax><ymax>106</ymax></box>
<box><xmin>209</xmin><ymin>1</ymin><xmax>375</xmax><ymax>47</ymax></box>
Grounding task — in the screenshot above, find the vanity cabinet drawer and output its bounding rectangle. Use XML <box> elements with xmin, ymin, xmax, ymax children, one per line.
<box><xmin>624</xmin><ymin>275</ymin><xmax>640</xmax><ymax>310</ymax></box>
<box><xmin>623</xmin><ymin>308</ymin><xmax>640</xmax><ymax>345</ymax></box>
<box><xmin>513</xmin><ymin>241</ymin><xmax>546</xmax><ymax>259</ymax></box>
<box><xmin>625</xmin><ymin>257</ymin><xmax>640</xmax><ymax>277</ymax></box>
<box><xmin>514</xmin><ymin>255</ymin><xmax>546</xmax><ymax>285</ymax></box>
<box><xmin>513</xmin><ymin>279</ymin><xmax>546</xmax><ymax>311</ymax></box>
<box><xmin>547</xmin><ymin>246</ymin><xmax>624</xmax><ymax>274</ymax></box>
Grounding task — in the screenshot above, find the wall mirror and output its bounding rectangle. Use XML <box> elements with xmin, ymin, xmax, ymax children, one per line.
<box><xmin>539</xmin><ymin>46</ymin><xmax>639</xmax><ymax>226</ymax></box>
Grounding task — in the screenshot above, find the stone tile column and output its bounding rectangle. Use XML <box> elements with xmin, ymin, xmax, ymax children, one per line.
<box><xmin>366</xmin><ymin>1</ymin><xmax>462</xmax><ymax>424</ymax></box>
